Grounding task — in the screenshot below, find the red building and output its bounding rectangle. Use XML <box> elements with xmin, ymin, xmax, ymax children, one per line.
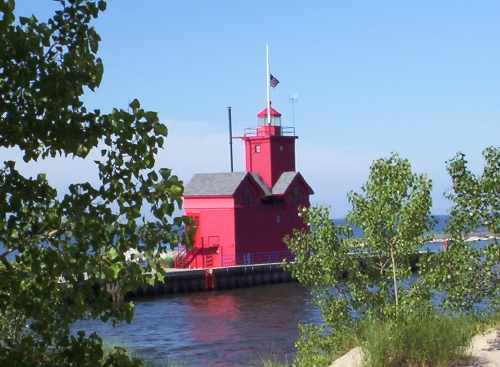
<box><xmin>176</xmin><ymin>105</ymin><xmax>314</xmax><ymax>268</ymax></box>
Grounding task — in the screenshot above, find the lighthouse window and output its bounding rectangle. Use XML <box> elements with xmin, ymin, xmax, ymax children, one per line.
<box><xmin>276</xmin><ymin>215</ymin><xmax>281</xmax><ymax>223</ymax></box>
<box><xmin>255</xmin><ymin>145</ymin><xmax>261</xmax><ymax>153</ymax></box>
<box><xmin>293</xmin><ymin>186</ymin><xmax>302</xmax><ymax>203</ymax></box>
<box><xmin>280</xmin><ymin>145</ymin><xmax>284</xmax><ymax>152</ymax></box>
<box><xmin>242</xmin><ymin>186</ymin><xmax>251</xmax><ymax>204</ymax></box>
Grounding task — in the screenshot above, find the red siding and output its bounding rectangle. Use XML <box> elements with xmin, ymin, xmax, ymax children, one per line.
<box><xmin>234</xmin><ymin>205</ymin><xmax>306</xmax><ymax>255</ymax></box>
<box><xmin>184</xmin><ymin>198</ymin><xmax>236</xmax><ymax>268</ymax></box>
<box><xmin>244</xmin><ymin>135</ymin><xmax>296</xmax><ymax>188</ymax></box>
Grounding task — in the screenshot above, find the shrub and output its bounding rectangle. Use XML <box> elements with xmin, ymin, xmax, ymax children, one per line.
<box><xmin>361</xmin><ymin>310</ymin><xmax>475</xmax><ymax>367</ymax></box>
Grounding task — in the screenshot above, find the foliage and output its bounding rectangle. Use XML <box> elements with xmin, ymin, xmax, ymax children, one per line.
<box><xmin>287</xmin><ymin>150</ymin><xmax>500</xmax><ymax>366</ymax></box>
<box><xmin>361</xmin><ymin>310</ymin><xmax>475</xmax><ymax>367</ymax></box>
<box><xmin>0</xmin><ymin>1</ymin><xmax>192</xmax><ymax>365</ymax></box>
<box><xmin>421</xmin><ymin>147</ymin><xmax>500</xmax><ymax>311</ymax></box>
<box><xmin>285</xmin><ymin>154</ymin><xmax>435</xmax><ymax>366</ymax></box>
<box><xmin>284</xmin><ymin>206</ymin><xmax>362</xmax><ymax>364</ymax></box>
<box><xmin>346</xmin><ymin>153</ymin><xmax>435</xmax><ymax>317</ymax></box>
<box><xmin>159</xmin><ymin>256</ymin><xmax>175</xmax><ymax>269</ymax></box>
<box><xmin>101</xmin><ymin>339</ymin><xmax>165</xmax><ymax>367</ymax></box>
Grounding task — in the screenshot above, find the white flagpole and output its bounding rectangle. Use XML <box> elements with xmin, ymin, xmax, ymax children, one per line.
<box><xmin>266</xmin><ymin>44</ymin><xmax>271</xmax><ymax>125</ymax></box>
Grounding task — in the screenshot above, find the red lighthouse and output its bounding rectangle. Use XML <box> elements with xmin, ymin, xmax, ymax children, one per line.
<box><xmin>178</xmin><ymin>104</ymin><xmax>314</xmax><ymax>268</ymax></box>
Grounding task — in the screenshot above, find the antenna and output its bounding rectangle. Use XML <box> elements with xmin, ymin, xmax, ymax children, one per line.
<box><xmin>228</xmin><ymin>107</ymin><xmax>234</xmax><ymax>172</ymax></box>
<box><xmin>289</xmin><ymin>93</ymin><xmax>298</xmax><ymax>126</ymax></box>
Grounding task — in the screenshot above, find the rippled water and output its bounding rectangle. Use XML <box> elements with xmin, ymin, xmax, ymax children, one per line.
<box><xmin>75</xmin><ymin>282</ymin><xmax>321</xmax><ymax>366</ymax></box>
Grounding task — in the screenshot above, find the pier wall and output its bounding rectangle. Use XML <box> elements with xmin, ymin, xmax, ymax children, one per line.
<box><xmin>122</xmin><ymin>251</ymin><xmax>431</xmax><ymax>299</ymax></box>
<box><xmin>125</xmin><ymin>263</ymin><xmax>295</xmax><ymax>299</ymax></box>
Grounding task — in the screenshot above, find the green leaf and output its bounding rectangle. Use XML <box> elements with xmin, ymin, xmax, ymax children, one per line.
<box><xmin>109</xmin><ymin>247</ymin><xmax>120</xmax><ymax>260</ymax></box>
<box><xmin>159</xmin><ymin>168</ymin><xmax>172</xmax><ymax>179</ymax></box>
<box><xmin>105</xmin><ymin>264</ymin><xmax>121</xmax><ymax>279</ymax></box>
<box><xmin>170</xmin><ymin>184</ymin><xmax>182</xmax><ymax>196</ymax></box>
<box><xmin>129</xmin><ymin>98</ymin><xmax>140</xmax><ymax>110</ymax></box>
<box><xmin>148</xmin><ymin>171</ymin><xmax>158</xmax><ymax>182</ymax></box>
<box><xmin>154</xmin><ymin>123</ymin><xmax>168</xmax><ymax>136</ymax></box>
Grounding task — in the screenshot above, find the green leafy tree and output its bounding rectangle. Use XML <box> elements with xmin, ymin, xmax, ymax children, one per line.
<box><xmin>421</xmin><ymin>147</ymin><xmax>500</xmax><ymax>311</ymax></box>
<box><xmin>285</xmin><ymin>154</ymin><xmax>434</xmax><ymax>365</ymax></box>
<box><xmin>0</xmin><ymin>1</ymin><xmax>191</xmax><ymax>365</ymax></box>
<box><xmin>346</xmin><ymin>153</ymin><xmax>435</xmax><ymax>317</ymax></box>
<box><xmin>284</xmin><ymin>205</ymin><xmax>360</xmax><ymax>366</ymax></box>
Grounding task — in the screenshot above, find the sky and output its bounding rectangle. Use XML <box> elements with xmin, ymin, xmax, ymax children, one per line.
<box><xmin>5</xmin><ymin>1</ymin><xmax>500</xmax><ymax>218</ymax></box>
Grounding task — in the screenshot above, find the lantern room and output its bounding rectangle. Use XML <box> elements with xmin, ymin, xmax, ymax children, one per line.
<box><xmin>257</xmin><ymin>104</ymin><xmax>281</xmax><ymax>126</ymax></box>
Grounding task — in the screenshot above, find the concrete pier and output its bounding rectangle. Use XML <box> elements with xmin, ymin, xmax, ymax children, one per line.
<box><xmin>122</xmin><ymin>239</ymin><xmax>495</xmax><ymax>300</ymax></box>
<box><xmin>123</xmin><ymin>253</ymin><xmax>426</xmax><ymax>299</ymax></box>
<box><xmin>124</xmin><ymin>263</ymin><xmax>295</xmax><ymax>299</ymax></box>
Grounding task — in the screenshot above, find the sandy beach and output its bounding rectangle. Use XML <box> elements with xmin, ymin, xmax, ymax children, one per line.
<box><xmin>329</xmin><ymin>328</ymin><xmax>500</xmax><ymax>367</ymax></box>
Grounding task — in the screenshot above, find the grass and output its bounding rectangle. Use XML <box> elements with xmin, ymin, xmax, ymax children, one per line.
<box><xmin>245</xmin><ymin>353</ymin><xmax>291</xmax><ymax>367</ymax></box>
<box><xmin>360</xmin><ymin>310</ymin><xmax>476</xmax><ymax>367</ymax></box>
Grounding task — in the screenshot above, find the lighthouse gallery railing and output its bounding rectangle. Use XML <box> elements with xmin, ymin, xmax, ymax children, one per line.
<box><xmin>221</xmin><ymin>250</ymin><xmax>295</xmax><ymax>267</ymax></box>
<box><xmin>243</xmin><ymin>126</ymin><xmax>295</xmax><ymax>137</ymax></box>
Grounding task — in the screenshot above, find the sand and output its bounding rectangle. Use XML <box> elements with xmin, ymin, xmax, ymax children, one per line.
<box><xmin>329</xmin><ymin>347</ymin><xmax>363</xmax><ymax>367</ymax></box>
<box><xmin>466</xmin><ymin>329</ymin><xmax>500</xmax><ymax>367</ymax></box>
<box><xmin>329</xmin><ymin>329</ymin><xmax>500</xmax><ymax>367</ymax></box>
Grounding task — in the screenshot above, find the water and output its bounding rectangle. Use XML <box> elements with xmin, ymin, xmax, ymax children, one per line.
<box><xmin>75</xmin><ymin>282</ymin><xmax>322</xmax><ymax>366</ymax></box>
<box><xmin>333</xmin><ymin>214</ymin><xmax>452</xmax><ymax>238</ymax></box>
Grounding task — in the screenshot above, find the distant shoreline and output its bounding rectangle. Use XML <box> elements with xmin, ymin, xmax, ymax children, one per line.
<box><xmin>429</xmin><ymin>232</ymin><xmax>499</xmax><ymax>243</ymax></box>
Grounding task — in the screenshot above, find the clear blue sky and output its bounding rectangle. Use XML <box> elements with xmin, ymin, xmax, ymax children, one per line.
<box><xmin>7</xmin><ymin>1</ymin><xmax>500</xmax><ymax>218</ymax></box>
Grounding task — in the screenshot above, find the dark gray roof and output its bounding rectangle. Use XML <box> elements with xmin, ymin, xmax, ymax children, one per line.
<box><xmin>249</xmin><ymin>172</ymin><xmax>272</xmax><ymax>196</ymax></box>
<box><xmin>184</xmin><ymin>172</ymin><xmax>272</xmax><ymax>196</ymax></box>
<box><xmin>184</xmin><ymin>171</ymin><xmax>312</xmax><ymax>197</ymax></box>
<box><xmin>272</xmin><ymin>172</ymin><xmax>300</xmax><ymax>194</ymax></box>
<box><xmin>184</xmin><ymin>172</ymin><xmax>247</xmax><ymax>196</ymax></box>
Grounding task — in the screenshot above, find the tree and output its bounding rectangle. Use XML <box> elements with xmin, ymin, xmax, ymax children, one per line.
<box><xmin>285</xmin><ymin>154</ymin><xmax>434</xmax><ymax>365</ymax></box>
<box><xmin>284</xmin><ymin>205</ymin><xmax>360</xmax><ymax>366</ymax></box>
<box><xmin>421</xmin><ymin>147</ymin><xmax>500</xmax><ymax>311</ymax></box>
<box><xmin>346</xmin><ymin>153</ymin><xmax>435</xmax><ymax>317</ymax></box>
<box><xmin>0</xmin><ymin>1</ymin><xmax>191</xmax><ymax>365</ymax></box>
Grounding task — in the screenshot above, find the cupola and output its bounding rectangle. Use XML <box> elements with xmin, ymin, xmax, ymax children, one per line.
<box><xmin>257</xmin><ymin>103</ymin><xmax>281</xmax><ymax>126</ymax></box>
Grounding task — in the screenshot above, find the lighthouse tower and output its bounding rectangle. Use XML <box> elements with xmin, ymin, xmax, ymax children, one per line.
<box><xmin>242</xmin><ymin>103</ymin><xmax>297</xmax><ymax>188</ymax></box>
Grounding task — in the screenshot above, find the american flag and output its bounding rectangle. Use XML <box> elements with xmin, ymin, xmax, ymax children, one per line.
<box><xmin>270</xmin><ymin>74</ymin><xmax>280</xmax><ymax>88</ymax></box>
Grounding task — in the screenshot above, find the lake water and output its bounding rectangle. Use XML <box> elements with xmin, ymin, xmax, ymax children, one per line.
<box><xmin>75</xmin><ymin>282</ymin><xmax>322</xmax><ymax>366</ymax></box>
